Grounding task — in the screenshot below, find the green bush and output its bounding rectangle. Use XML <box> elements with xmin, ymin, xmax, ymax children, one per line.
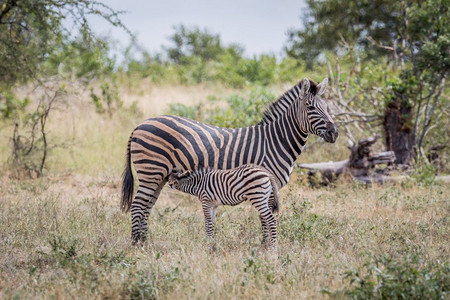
<box><xmin>166</xmin><ymin>86</ymin><xmax>275</xmax><ymax>127</ymax></box>
<box><xmin>214</xmin><ymin>54</ymin><xmax>278</xmax><ymax>88</ymax></box>
<box><xmin>0</xmin><ymin>90</ymin><xmax>30</xmax><ymax>119</ymax></box>
<box><xmin>166</xmin><ymin>103</ymin><xmax>202</xmax><ymax>120</ymax></box>
<box><xmin>411</xmin><ymin>160</ymin><xmax>436</xmax><ymax>186</ymax></box>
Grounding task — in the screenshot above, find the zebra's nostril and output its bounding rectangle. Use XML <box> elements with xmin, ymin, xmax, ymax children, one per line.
<box><xmin>326</xmin><ymin>122</ymin><xmax>336</xmax><ymax>131</ymax></box>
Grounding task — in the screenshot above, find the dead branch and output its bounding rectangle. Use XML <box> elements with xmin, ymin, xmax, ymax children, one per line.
<box><xmin>417</xmin><ymin>77</ymin><xmax>446</xmax><ymax>153</ymax></box>
<box><xmin>366</xmin><ymin>35</ymin><xmax>394</xmax><ymax>51</ymax></box>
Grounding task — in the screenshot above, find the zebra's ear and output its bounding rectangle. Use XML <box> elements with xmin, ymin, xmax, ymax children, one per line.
<box><xmin>300</xmin><ymin>78</ymin><xmax>310</xmax><ymax>98</ymax></box>
<box><xmin>316</xmin><ymin>78</ymin><xmax>328</xmax><ymax>95</ymax></box>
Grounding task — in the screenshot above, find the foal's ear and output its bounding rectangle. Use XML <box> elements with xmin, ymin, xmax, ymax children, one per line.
<box><xmin>316</xmin><ymin>77</ymin><xmax>328</xmax><ymax>95</ymax></box>
<box><xmin>300</xmin><ymin>78</ymin><xmax>310</xmax><ymax>98</ymax></box>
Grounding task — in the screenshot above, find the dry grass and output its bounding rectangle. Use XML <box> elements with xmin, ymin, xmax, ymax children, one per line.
<box><xmin>0</xmin><ymin>83</ymin><xmax>448</xmax><ymax>299</ymax></box>
<box><xmin>0</xmin><ymin>174</ymin><xmax>448</xmax><ymax>299</ymax></box>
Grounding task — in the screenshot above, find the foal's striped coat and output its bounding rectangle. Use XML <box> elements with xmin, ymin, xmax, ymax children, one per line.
<box><xmin>168</xmin><ymin>165</ymin><xmax>279</xmax><ymax>248</ymax></box>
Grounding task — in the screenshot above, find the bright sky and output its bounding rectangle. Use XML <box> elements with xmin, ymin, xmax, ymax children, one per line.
<box><xmin>89</xmin><ymin>0</ymin><xmax>306</xmax><ymax>58</ymax></box>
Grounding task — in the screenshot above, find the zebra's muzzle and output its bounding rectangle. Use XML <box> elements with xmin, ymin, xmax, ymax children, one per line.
<box><xmin>322</xmin><ymin>122</ymin><xmax>338</xmax><ymax>143</ymax></box>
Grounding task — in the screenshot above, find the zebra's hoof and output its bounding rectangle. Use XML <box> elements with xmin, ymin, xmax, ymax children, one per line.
<box><xmin>131</xmin><ymin>233</ymin><xmax>147</xmax><ymax>246</ymax></box>
<box><xmin>208</xmin><ymin>243</ymin><xmax>217</xmax><ymax>253</ymax></box>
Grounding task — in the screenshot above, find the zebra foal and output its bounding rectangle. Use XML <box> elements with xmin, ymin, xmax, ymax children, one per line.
<box><xmin>168</xmin><ymin>164</ymin><xmax>279</xmax><ymax>248</ymax></box>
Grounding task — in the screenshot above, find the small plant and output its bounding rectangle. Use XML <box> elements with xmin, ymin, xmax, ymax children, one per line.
<box><xmin>90</xmin><ymin>77</ymin><xmax>122</xmax><ymax>118</ymax></box>
<box><xmin>49</xmin><ymin>235</ymin><xmax>80</xmax><ymax>263</ymax></box>
<box><xmin>240</xmin><ymin>248</ymin><xmax>277</xmax><ymax>287</ymax></box>
<box><xmin>327</xmin><ymin>254</ymin><xmax>450</xmax><ymax>299</ymax></box>
<box><xmin>126</xmin><ymin>269</ymin><xmax>158</xmax><ymax>300</ymax></box>
<box><xmin>411</xmin><ymin>160</ymin><xmax>436</xmax><ymax>186</ymax></box>
<box><xmin>243</xmin><ymin>248</ymin><xmax>262</xmax><ymax>275</ymax></box>
<box><xmin>6</xmin><ymin>84</ymin><xmax>66</xmax><ymax>178</ymax></box>
<box><xmin>279</xmin><ymin>200</ymin><xmax>337</xmax><ymax>245</ymax></box>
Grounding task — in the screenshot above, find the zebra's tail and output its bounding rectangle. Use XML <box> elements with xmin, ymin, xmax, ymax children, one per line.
<box><xmin>268</xmin><ymin>176</ymin><xmax>279</xmax><ymax>214</ymax></box>
<box><xmin>121</xmin><ymin>133</ymin><xmax>134</xmax><ymax>212</ymax></box>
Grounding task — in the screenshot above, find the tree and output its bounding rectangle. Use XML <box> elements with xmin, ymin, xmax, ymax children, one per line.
<box><xmin>287</xmin><ymin>0</ymin><xmax>449</xmax><ymax>166</ymax></box>
<box><xmin>0</xmin><ymin>0</ymin><xmax>127</xmax><ymax>177</ymax></box>
<box><xmin>0</xmin><ymin>0</ymin><xmax>127</xmax><ymax>86</ymax></box>
<box><xmin>165</xmin><ymin>24</ymin><xmax>233</xmax><ymax>64</ymax></box>
<box><xmin>286</xmin><ymin>0</ymin><xmax>400</xmax><ymax>68</ymax></box>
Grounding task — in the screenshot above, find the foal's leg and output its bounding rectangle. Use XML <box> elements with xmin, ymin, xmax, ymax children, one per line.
<box><xmin>201</xmin><ymin>199</ymin><xmax>217</xmax><ymax>240</ymax></box>
<box><xmin>201</xmin><ymin>199</ymin><xmax>219</xmax><ymax>251</ymax></box>
<box><xmin>250</xmin><ymin>196</ymin><xmax>277</xmax><ymax>250</ymax></box>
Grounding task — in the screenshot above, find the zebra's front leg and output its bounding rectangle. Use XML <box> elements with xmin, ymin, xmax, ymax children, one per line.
<box><xmin>201</xmin><ymin>201</ymin><xmax>216</xmax><ymax>240</ymax></box>
<box><xmin>201</xmin><ymin>200</ymin><xmax>218</xmax><ymax>252</ymax></box>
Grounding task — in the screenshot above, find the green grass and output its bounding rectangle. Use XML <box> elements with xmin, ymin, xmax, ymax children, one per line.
<box><xmin>0</xmin><ymin>176</ymin><xmax>448</xmax><ymax>299</ymax></box>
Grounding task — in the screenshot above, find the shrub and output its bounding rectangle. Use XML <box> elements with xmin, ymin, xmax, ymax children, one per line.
<box><xmin>166</xmin><ymin>103</ymin><xmax>202</xmax><ymax>120</ymax></box>
<box><xmin>411</xmin><ymin>160</ymin><xmax>436</xmax><ymax>186</ymax></box>
<box><xmin>166</xmin><ymin>86</ymin><xmax>276</xmax><ymax>127</ymax></box>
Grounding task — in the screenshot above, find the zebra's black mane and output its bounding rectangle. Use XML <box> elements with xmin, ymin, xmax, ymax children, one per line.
<box><xmin>258</xmin><ymin>79</ymin><xmax>318</xmax><ymax>125</ymax></box>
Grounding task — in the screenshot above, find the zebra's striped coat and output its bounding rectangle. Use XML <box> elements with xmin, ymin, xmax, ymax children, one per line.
<box><xmin>122</xmin><ymin>78</ymin><xmax>338</xmax><ymax>244</ymax></box>
<box><xmin>168</xmin><ymin>165</ymin><xmax>279</xmax><ymax>247</ymax></box>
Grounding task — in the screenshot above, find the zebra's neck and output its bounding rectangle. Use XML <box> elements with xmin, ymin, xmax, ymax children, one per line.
<box><xmin>258</xmin><ymin>79</ymin><xmax>319</xmax><ymax>126</ymax></box>
<box><xmin>262</xmin><ymin>98</ymin><xmax>309</xmax><ymax>187</ymax></box>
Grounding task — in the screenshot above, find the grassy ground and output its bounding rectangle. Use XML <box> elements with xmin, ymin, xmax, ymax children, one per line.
<box><xmin>0</xmin><ymin>83</ymin><xmax>448</xmax><ymax>299</ymax></box>
<box><xmin>0</xmin><ymin>175</ymin><xmax>448</xmax><ymax>299</ymax></box>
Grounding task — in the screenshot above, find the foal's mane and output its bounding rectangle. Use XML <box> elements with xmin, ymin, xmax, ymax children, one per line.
<box><xmin>258</xmin><ymin>79</ymin><xmax>318</xmax><ymax>125</ymax></box>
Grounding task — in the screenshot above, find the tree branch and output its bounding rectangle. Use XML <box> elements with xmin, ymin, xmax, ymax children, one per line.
<box><xmin>366</xmin><ymin>35</ymin><xmax>394</xmax><ymax>51</ymax></box>
<box><xmin>417</xmin><ymin>77</ymin><xmax>446</xmax><ymax>151</ymax></box>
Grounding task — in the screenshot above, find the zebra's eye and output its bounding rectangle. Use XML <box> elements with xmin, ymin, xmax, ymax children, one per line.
<box><xmin>307</xmin><ymin>105</ymin><xmax>315</xmax><ymax>110</ymax></box>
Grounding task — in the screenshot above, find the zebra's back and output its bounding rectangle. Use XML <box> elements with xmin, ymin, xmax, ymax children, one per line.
<box><xmin>131</xmin><ymin>115</ymin><xmax>235</xmax><ymax>169</ymax></box>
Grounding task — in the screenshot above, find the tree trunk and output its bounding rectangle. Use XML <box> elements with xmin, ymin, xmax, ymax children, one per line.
<box><xmin>383</xmin><ymin>97</ymin><xmax>414</xmax><ymax>166</ymax></box>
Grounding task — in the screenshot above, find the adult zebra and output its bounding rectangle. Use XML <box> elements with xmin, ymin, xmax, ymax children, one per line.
<box><xmin>121</xmin><ymin>78</ymin><xmax>338</xmax><ymax>244</ymax></box>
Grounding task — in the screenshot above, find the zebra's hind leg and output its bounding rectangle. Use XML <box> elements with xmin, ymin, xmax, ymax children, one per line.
<box><xmin>131</xmin><ymin>178</ymin><xmax>167</xmax><ymax>245</ymax></box>
<box><xmin>260</xmin><ymin>216</ymin><xmax>269</xmax><ymax>245</ymax></box>
<box><xmin>139</xmin><ymin>178</ymin><xmax>167</xmax><ymax>242</ymax></box>
<box><xmin>251</xmin><ymin>198</ymin><xmax>277</xmax><ymax>250</ymax></box>
<box><xmin>261</xmin><ymin>191</ymin><xmax>277</xmax><ymax>245</ymax></box>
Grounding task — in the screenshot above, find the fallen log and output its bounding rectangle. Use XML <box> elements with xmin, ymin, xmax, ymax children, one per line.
<box><xmin>297</xmin><ymin>160</ymin><xmax>348</xmax><ymax>185</ymax></box>
<box><xmin>297</xmin><ymin>136</ymin><xmax>396</xmax><ymax>186</ymax></box>
<box><xmin>297</xmin><ymin>160</ymin><xmax>348</xmax><ymax>172</ymax></box>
